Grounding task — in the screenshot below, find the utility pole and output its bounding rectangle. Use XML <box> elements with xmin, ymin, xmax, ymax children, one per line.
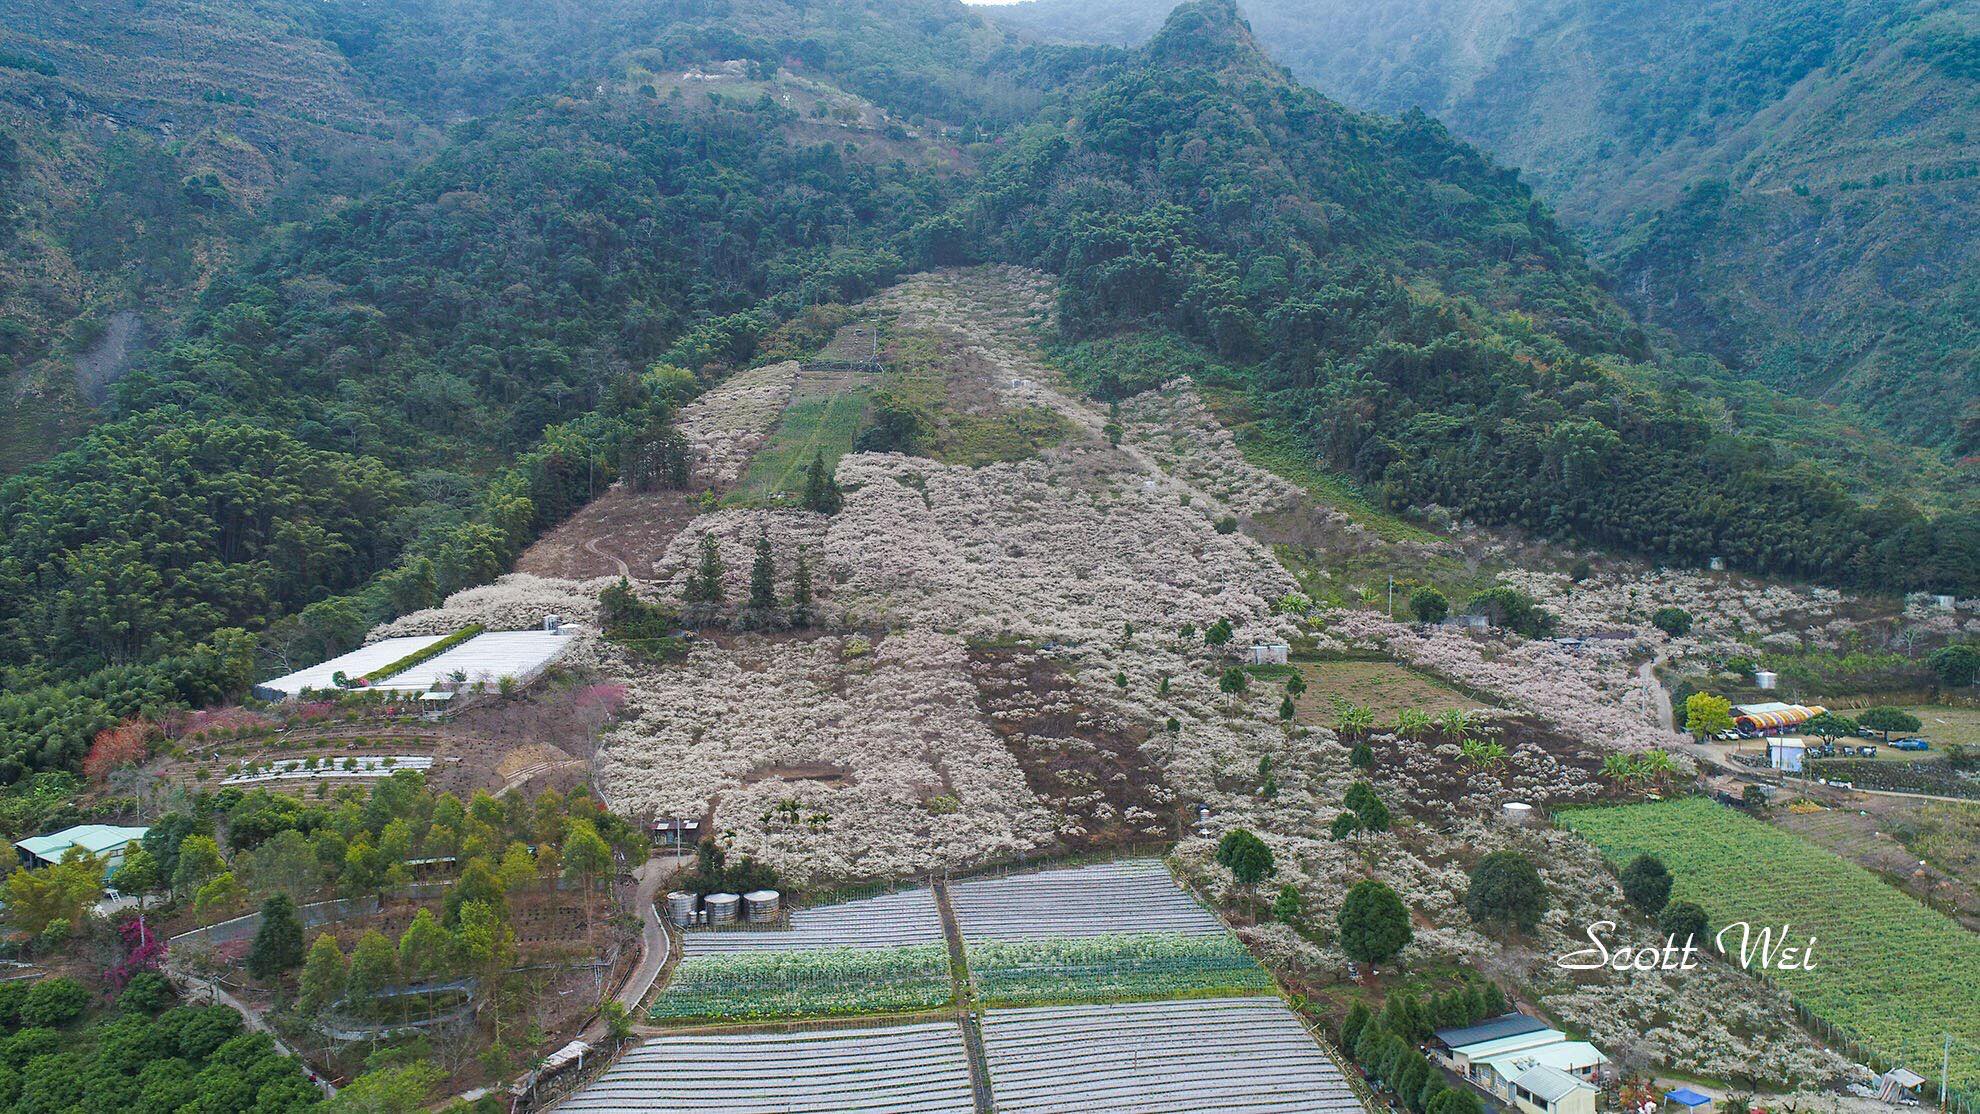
<box><xmin>1386</xmin><ymin>576</ymin><xmax>1394</xmax><ymax>619</ymax></box>
<box><xmin>1943</xmin><ymin>1033</ymin><xmax>1953</xmax><ymax>1111</ymax></box>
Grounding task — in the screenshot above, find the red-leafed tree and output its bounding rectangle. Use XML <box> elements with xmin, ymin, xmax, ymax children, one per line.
<box><xmin>83</xmin><ymin>718</ymin><xmax>152</xmax><ymax>782</ymax></box>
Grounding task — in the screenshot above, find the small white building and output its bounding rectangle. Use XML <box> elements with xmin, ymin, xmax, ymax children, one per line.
<box><xmin>1433</xmin><ymin>1014</ymin><xmax>1562</xmax><ymax>1075</ymax></box>
<box><xmin>1508</xmin><ymin>1064</ymin><xmax>1599</xmax><ymax>1114</ymax></box>
<box><xmin>1754</xmin><ymin>669</ymin><xmax>1778</xmax><ymax>691</ymax></box>
<box><xmin>1767</xmin><ymin>738</ymin><xmax>1807</xmax><ymax>773</ymax></box>
<box><xmin>1247</xmin><ymin>641</ymin><xmax>1290</xmax><ymax>666</ymax></box>
<box><xmin>1434</xmin><ymin>1013</ymin><xmax>1609</xmax><ymax>1114</ymax></box>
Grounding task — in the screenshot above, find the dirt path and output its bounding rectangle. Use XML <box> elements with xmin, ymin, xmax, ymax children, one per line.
<box><xmin>168</xmin><ymin>965</ymin><xmax>338</xmax><ymax>1097</ymax></box>
<box><xmin>584</xmin><ymin>535</ymin><xmax>630</xmax><ymax>579</ymax></box>
<box><xmin>585</xmin><ymin>852</ymin><xmax>682</xmax><ymax>1042</ymax></box>
<box><xmin>1641</xmin><ymin>652</ymin><xmax>1676</xmax><ymax>733</ymax></box>
<box><xmin>932</xmin><ymin>880</ymin><xmax>995</xmax><ymax>1114</ymax></box>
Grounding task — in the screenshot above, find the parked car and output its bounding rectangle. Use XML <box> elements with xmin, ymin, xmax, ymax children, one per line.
<box><xmin>1891</xmin><ymin>738</ymin><xmax>1930</xmax><ymax>752</ymax></box>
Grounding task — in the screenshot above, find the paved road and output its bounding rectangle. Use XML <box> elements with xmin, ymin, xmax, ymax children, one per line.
<box><xmin>584</xmin><ymin>853</ymin><xmax>680</xmax><ymax>1042</ymax></box>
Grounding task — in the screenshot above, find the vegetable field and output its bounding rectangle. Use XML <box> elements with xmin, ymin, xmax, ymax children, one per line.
<box><xmin>1562</xmin><ymin>798</ymin><xmax>1980</xmax><ymax>1090</ymax></box>
<box><xmin>649</xmin><ymin>943</ymin><xmax>954</xmax><ymax>1022</ymax></box>
<box><xmin>970</xmin><ymin>931</ymin><xmax>1274</xmax><ymax>1007</ymax></box>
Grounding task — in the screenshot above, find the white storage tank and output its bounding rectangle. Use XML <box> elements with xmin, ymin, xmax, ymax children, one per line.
<box><xmin>703</xmin><ymin>892</ymin><xmax>741</xmax><ymax>925</ymax></box>
<box><xmin>743</xmin><ymin>890</ymin><xmax>781</xmax><ymax>922</ymax></box>
<box><xmin>665</xmin><ymin>891</ymin><xmax>698</xmax><ymax>927</ymax></box>
<box><xmin>1500</xmin><ymin>801</ymin><xmax>1537</xmax><ymax>826</ymax></box>
<box><xmin>1755</xmin><ymin>670</ymin><xmax>1778</xmax><ymax>691</ymax></box>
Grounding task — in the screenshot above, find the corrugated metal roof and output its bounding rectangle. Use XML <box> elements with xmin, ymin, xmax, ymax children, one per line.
<box><xmin>17</xmin><ymin>824</ymin><xmax>148</xmax><ymax>860</ymax></box>
<box><xmin>1515</xmin><ymin>1064</ymin><xmax>1593</xmax><ymax>1104</ymax></box>
<box><xmin>1482</xmin><ymin>1041</ymin><xmax>1609</xmax><ymax>1078</ymax></box>
<box><xmin>1435</xmin><ymin>1012</ymin><xmax>1553</xmax><ymax>1050</ymax></box>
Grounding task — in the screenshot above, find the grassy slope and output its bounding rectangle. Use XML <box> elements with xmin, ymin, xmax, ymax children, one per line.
<box><xmin>1561</xmin><ymin>797</ymin><xmax>1980</xmax><ymax>1089</ymax></box>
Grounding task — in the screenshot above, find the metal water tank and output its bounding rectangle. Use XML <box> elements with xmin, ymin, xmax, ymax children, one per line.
<box><xmin>1500</xmin><ymin>801</ymin><xmax>1537</xmax><ymax>826</ymax></box>
<box><xmin>703</xmin><ymin>892</ymin><xmax>741</xmax><ymax>925</ymax></box>
<box><xmin>743</xmin><ymin>890</ymin><xmax>781</xmax><ymax>922</ymax></box>
<box><xmin>665</xmin><ymin>891</ymin><xmax>698</xmax><ymax>927</ymax></box>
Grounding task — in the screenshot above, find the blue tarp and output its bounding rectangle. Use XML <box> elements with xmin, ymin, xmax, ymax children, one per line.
<box><xmin>1666</xmin><ymin>1088</ymin><xmax>1713</xmax><ymax>1108</ymax></box>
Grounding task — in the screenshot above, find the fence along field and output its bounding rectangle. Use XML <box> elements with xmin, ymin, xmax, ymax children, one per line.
<box><xmin>981</xmin><ymin>997</ymin><xmax>1363</xmax><ymax>1113</ymax></box>
<box><xmin>1561</xmin><ymin>798</ymin><xmax>1980</xmax><ymax>1093</ymax></box>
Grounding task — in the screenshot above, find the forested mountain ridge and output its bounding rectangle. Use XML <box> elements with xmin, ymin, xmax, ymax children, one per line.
<box><xmin>961</xmin><ymin>0</ymin><xmax>1975</xmax><ymax>592</ymax></box>
<box><xmin>992</xmin><ymin>0</ymin><xmax>1980</xmax><ymax>454</ymax></box>
<box><xmin>0</xmin><ymin>0</ymin><xmax>440</xmax><ymax>473</ymax></box>
<box><xmin>0</xmin><ymin>0</ymin><xmax>1972</xmax><ymax>794</ymax></box>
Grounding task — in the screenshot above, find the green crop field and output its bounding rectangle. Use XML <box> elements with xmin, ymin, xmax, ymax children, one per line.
<box><xmin>648</xmin><ymin>943</ymin><xmax>953</xmax><ymax>1022</ymax></box>
<box><xmin>1561</xmin><ymin>798</ymin><xmax>1980</xmax><ymax>1091</ymax></box>
<box><xmin>969</xmin><ymin>932</ymin><xmax>1275</xmax><ymax>1008</ymax></box>
<box><xmin>725</xmin><ymin>388</ymin><xmax>870</xmax><ymax>506</ymax></box>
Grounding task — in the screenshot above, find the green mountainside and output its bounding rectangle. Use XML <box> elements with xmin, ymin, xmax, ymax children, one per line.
<box><xmin>994</xmin><ymin>0</ymin><xmax>1980</xmax><ymax>455</ymax></box>
<box><xmin>0</xmin><ymin>0</ymin><xmax>1972</xmax><ymax>784</ymax></box>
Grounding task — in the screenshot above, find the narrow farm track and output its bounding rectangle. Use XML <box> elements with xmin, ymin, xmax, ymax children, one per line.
<box><xmin>168</xmin><ymin>965</ymin><xmax>338</xmax><ymax>1098</ymax></box>
<box><xmin>493</xmin><ymin>756</ymin><xmax>585</xmax><ymax>798</ymax></box>
<box><xmin>582</xmin><ymin>534</ymin><xmax>630</xmax><ymax>579</ymax></box>
<box><xmin>932</xmin><ymin>880</ymin><xmax>995</xmax><ymax>1114</ymax></box>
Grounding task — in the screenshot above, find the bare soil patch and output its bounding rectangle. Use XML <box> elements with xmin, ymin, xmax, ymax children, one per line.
<box><xmin>966</xmin><ymin>646</ymin><xmax>1179</xmax><ymax>850</ymax></box>
<box><xmin>513</xmin><ymin>487</ymin><xmax>699</xmax><ymax>579</ymax></box>
<box><xmin>742</xmin><ymin>763</ymin><xmax>855</xmax><ymax>788</ymax></box>
<box><xmin>1293</xmin><ymin>658</ymin><xmax>1490</xmax><ymax>725</ymax></box>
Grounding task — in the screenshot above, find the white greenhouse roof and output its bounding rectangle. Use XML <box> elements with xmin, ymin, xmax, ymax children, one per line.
<box><xmin>253</xmin><ymin>630</ymin><xmax>572</xmax><ymax>700</ymax></box>
<box><xmin>367</xmin><ymin>630</ymin><xmax>572</xmax><ymax>692</ymax></box>
<box><xmin>254</xmin><ymin>635</ymin><xmax>445</xmax><ymax>699</ymax></box>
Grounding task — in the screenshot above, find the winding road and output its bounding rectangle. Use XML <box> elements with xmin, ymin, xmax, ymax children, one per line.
<box><xmin>583</xmin><ymin>535</ymin><xmax>631</xmax><ymax>579</ymax></box>
<box><xmin>586</xmin><ymin>852</ymin><xmax>678</xmax><ymax>1042</ymax></box>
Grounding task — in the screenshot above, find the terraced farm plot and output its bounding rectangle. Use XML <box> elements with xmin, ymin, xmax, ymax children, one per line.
<box><xmin>1562</xmin><ymin>798</ymin><xmax>1980</xmax><ymax>1091</ymax></box>
<box><xmin>649</xmin><ymin>943</ymin><xmax>953</xmax><ymax>1023</ymax></box>
<box><xmin>683</xmin><ymin>887</ymin><xmax>943</xmax><ymax>954</ymax></box>
<box><xmin>981</xmin><ymin>997</ymin><xmax>1361</xmax><ymax>1113</ymax></box>
<box><xmin>1293</xmin><ymin>658</ymin><xmax>1487</xmax><ymax>724</ymax></box>
<box><xmin>971</xmin><ymin>931</ymin><xmax>1274</xmax><ymax>1007</ymax></box>
<box><xmin>558</xmin><ymin>1022</ymin><xmax>975</xmax><ymax>1113</ymax></box>
<box><xmin>948</xmin><ymin>859</ymin><xmax>1225</xmax><ymax>940</ymax></box>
